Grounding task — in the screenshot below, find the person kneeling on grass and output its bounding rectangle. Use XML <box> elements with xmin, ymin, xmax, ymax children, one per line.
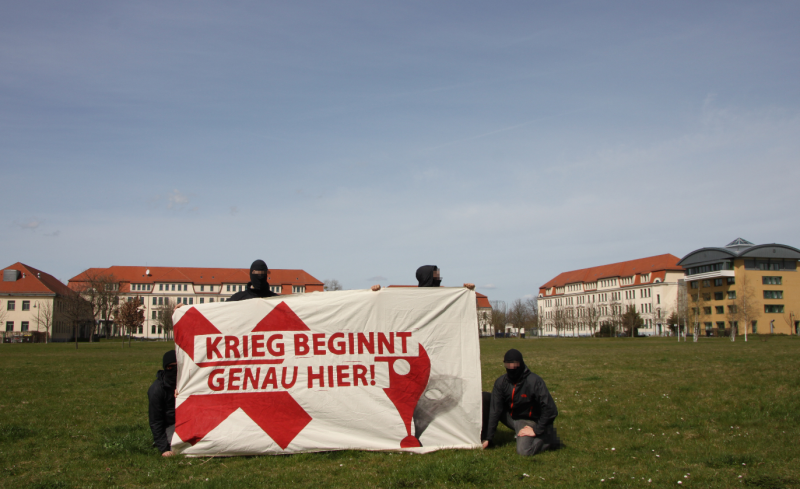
<box><xmin>482</xmin><ymin>349</ymin><xmax>561</xmax><ymax>456</ymax></box>
<box><xmin>148</xmin><ymin>350</ymin><xmax>177</xmax><ymax>457</ymax></box>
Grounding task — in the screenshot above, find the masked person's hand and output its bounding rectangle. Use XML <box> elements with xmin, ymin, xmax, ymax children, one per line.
<box><xmin>517</xmin><ymin>426</ymin><xmax>536</xmax><ymax>437</ymax></box>
<box><xmin>162</xmin><ymin>451</ymin><xmax>174</xmax><ymax>457</ymax></box>
<box><xmin>482</xmin><ymin>441</ymin><xmax>489</xmax><ymax>449</ymax></box>
<box><xmin>371</xmin><ymin>285</ymin><xmax>381</xmax><ymax>291</ymax></box>
<box><xmin>464</xmin><ymin>283</ymin><xmax>475</xmax><ymax>290</ymax></box>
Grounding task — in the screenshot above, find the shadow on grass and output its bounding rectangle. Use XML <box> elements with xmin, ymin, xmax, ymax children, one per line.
<box><xmin>0</xmin><ymin>424</ymin><xmax>37</xmax><ymax>443</ymax></box>
<box><xmin>27</xmin><ymin>479</ymin><xmax>71</xmax><ymax>489</ymax></box>
<box><xmin>744</xmin><ymin>474</ymin><xmax>797</xmax><ymax>488</ymax></box>
<box><xmin>95</xmin><ymin>424</ymin><xmax>154</xmax><ymax>457</ymax></box>
<box><xmin>379</xmin><ymin>451</ymin><xmax>494</xmax><ymax>488</ymax></box>
<box><xmin>704</xmin><ymin>453</ymin><xmax>761</xmax><ymax>468</ymax></box>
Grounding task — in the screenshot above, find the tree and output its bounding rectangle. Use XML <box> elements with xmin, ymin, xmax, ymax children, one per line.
<box><xmin>783</xmin><ymin>310</ymin><xmax>797</xmax><ymax>336</ymax></box>
<box><xmin>61</xmin><ymin>292</ymin><xmax>93</xmax><ymax>349</ymax></box>
<box><xmin>727</xmin><ymin>274</ymin><xmax>759</xmax><ymax>342</ymax></box>
<box><xmin>490</xmin><ymin>301</ymin><xmax>507</xmax><ymax>337</ymax></box>
<box><xmin>72</xmin><ymin>271</ymin><xmax>121</xmax><ymax>341</ymax></box>
<box><xmin>323</xmin><ymin>279</ymin><xmax>343</xmax><ymax>291</ymax></box>
<box><xmin>621</xmin><ymin>306</ymin><xmax>644</xmax><ymax>337</ymax></box>
<box><xmin>507</xmin><ymin>299</ymin><xmax>530</xmax><ymax>338</ymax></box>
<box><xmin>33</xmin><ymin>301</ymin><xmax>54</xmax><ymax>343</ymax></box>
<box><xmin>116</xmin><ymin>298</ymin><xmax>144</xmax><ymax>347</ymax></box>
<box><xmin>524</xmin><ymin>297</ymin><xmax>539</xmax><ymax>337</ymax></box>
<box><xmin>606</xmin><ymin>300</ymin><xmax>624</xmax><ymax>337</ymax></box>
<box><xmin>687</xmin><ymin>284</ymin><xmax>708</xmax><ymax>342</ymax></box>
<box><xmin>583</xmin><ymin>302</ymin><xmax>602</xmax><ymax>337</ymax></box>
<box><xmin>675</xmin><ymin>280</ymin><xmax>691</xmax><ymax>342</ymax></box>
<box><xmin>157</xmin><ymin>299</ymin><xmax>177</xmax><ymax>340</ymax></box>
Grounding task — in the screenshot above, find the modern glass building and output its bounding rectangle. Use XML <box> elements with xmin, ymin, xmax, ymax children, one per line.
<box><xmin>677</xmin><ymin>238</ymin><xmax>800</xmax><ymax>336</ymax></box>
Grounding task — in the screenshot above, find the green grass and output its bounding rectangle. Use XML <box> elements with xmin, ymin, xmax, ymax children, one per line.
<box><xmin>1</xmin><ymin>337</ymin><xmax>799</xmax><ymax>488</ymax></box>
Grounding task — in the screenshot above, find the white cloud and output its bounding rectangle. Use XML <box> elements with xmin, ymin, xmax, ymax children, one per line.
<box><xmin>14</xmin><ymin>218</ymin><xmax>42</xmax><ymax>230</ymax></box>
<box><xmin>167</xmin><ymin>189</ymin><xmax>189</xmax><ymax>209</ymax></box>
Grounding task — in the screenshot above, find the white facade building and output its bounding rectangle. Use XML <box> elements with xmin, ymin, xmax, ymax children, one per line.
<box><xmin>537</xmin><ymin>254</ymin><xmax>684</xmax><ymax>337</ymax></box>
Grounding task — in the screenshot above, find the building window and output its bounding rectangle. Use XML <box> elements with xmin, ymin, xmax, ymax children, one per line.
<box><xmin>227</xmin><ymin>285</ymin><xmax>231</xmax><ymax>292</ymax></box>
<box><xmin>170</xmin><ymin>284</ymin><xmax>174</xmax><ymax>291</ymax></box>
<box><xmin>703</xmin><ymin>293</ymin><xmax>711</xmax><ymax>301</ymax></box>
<box><xmin>763</xmin><ymin>291</ymin><xmax>783</xmax><ymax>299</ymax></box>
<box><xmin>209</xmin><ymin>298</ymin><xmax>214</xmax><ymax>303</ymax></box>
<box><xmin>5</xmin><ymin>321</ymin><xmax>13</xmax><ymax>331</ymax></box>
<box><xmin>7</xmin><ymin>301</ymin><xmax>15</xmax><ymax>311</ymax></box>
<box><xmin>762</xmin><ymin>276</ymin><xmax>782</xmax><ymax>285</ymax></box>
<box><xmin>714</xmin><ymin>292</ymin><xmax>723</xmax><ymax>300</ymax></box>
<box><xmin>728</xmin><ymin>305</ymin><xmax>738</xmax><ymax>314</ymax></box>
<box><xmin>158</xmin><ymin>326</ymin><xmax>162</xmax><ymax>334</ymax></box>
<box><xmin>199</xmin><ymin>298</ymin><xmax>204</xmax><ymax>304</ymax></box>
<box><xmin>714</xmin><ymin>278</ymin><xmax>723</xmax><ymax>287</ymax></box>
<box><xmin>764</xmin><ymin>305</ymin><xmax>784</xmax><ymax>313</ymax></box>
<box><xmin>200</xmin><ymin>285</ymin><xmax>204</xmax><ymax>292</ymax></box>
<box><xmin>184</xmin><ymin>284</ymin><xmax>188</xmax><ymax>291</ymax></box>
<box><xmin>727</xmin><ymin>277</ymin><xmax>735</xmax><ymax>285</ymax></box>
<box><xmin>727</xmin><ymin>291</ymin><xmax>736</xmax><ymax>300</ymax></box>
<box><xmin>152</xmin><ymin>297</ymin><xmax>157</xmax><ymax>306</ymax></box>
<box><xmin>22</xmin><ymin>300</ymin><xmax>30</xmax><ymax>311</ymax></box>
<box><xmin>152</xmin><ymin>311</ymin><xmax>157</xmax><ymax>320</ymax></box>
<box><xmin>702</xmin><ymin>280</ymin><xmax>711</xmax><ymax>288</ymax></box>
<box><xmin>189</xmin><ymin>298</ymin><xmax>193</xmax><ymax>305</ymax></box>
<box><xmin>158</xmin><ymin>297</ymin><xmax>163</xmax><ymax>306</ymax></box>
<box><xmin>690</xmin><ymin>282</ymin><xmax>698</xmax><ymax>289</ymax></box>
<box><xmin>270</xmin><ymin>285</ymin><xmax>281</xmax><ymax>294</ymax></box>
<box><xmin>752</xmin><ymin>321</ymin><xmax>757</xmax><ymax>333</ymax></box>
<box><xmin>704</xmin><ymin>322</ymin><xmax>712</xmax><ymax>330</ymax></box>
<box><xmin>159</xmin><ymin>284</ymin><xmax>163</xmax><ymax>291</ymax></box>
<box><xmin>657</xmin><ymin>294</ymin><xmax>660</xmax><ymax>304</ymax></box>
<box><xmin>292</xmin><ymin>285</ymin><xmax>306</xmax><ymax>294</ymax></box>
<box><xmin>703</xmin><ymin>307</ymin><xmax>712</xmax><ymax>315</ymax></box>
<box><xmin>20</xmin><ymin>321</ymin><xmax>29</xmax><ymax>332</ymax></box>
<box><xmin>151</xmin><ymin>325</ymin><xmax>156</xmax><ymax>334</ymax></box>
<box><xmin>716</xmin><ymin>321</ymin><xmax>725</xmax><ymax>329</ymax></box>
<box><xmin>715</xmin><ymin>306</ymin><xmax>724</xmax><ymax>314</ymax></box>
<box><xmin>183</xmin><ymin>298</ymin><xmax>188</xmax><ymax>305</ymax></box>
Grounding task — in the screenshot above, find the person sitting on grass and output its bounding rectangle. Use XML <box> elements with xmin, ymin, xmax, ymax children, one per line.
<box><xmin>148</xmin><ymin>350</ymin><xmax>177</xmax><ymax>457</ymax></box>
<box><xmin>482</xmin><ymin>349</ymin><xmax>561</xmax><ymax>456</ymax></box>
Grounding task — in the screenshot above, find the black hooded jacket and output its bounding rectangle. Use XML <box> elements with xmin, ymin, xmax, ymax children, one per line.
<box><xmin>147</xmin><ymin>369</ymin><xmax>176</xmax><ymax>453</ymax></box>
<box><xmin>416</xmin><ymin>265</ymin><xmax>441</xmax><ymax>287</ymax></box>
<box><xmin>484</xmin><ymin>367</ymin><xmax>559</xmax><ymax>442</ymax></box>
<box><xmin>229</xmin><ymin>260</ymin><xmax>279</xmax><ymax>301</ymax></box>
<box><xmin>229</xmin><ymin>283</ymin><xmax>278</xmax><ymax>301</ymax></box>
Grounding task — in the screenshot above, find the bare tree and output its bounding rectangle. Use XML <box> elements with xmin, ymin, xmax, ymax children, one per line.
<box><xmin>523</xmin><ymin>297</ymin><xmax>539</xmax><ymax>337</ymax></box>
<box><xmin>689</xmin><ymin>286</ymin><xmax>708</xmax><ymax>342</ymax></box>
<box><xmin>783</xmin><ymin>310</ymin><xmax>797</xmax><ymax>336</ymax></box>
<box><xmin>583</xmin><ymin>302</ymin><xmax>602</xmax><ymax>337</ymax></box>
<box><xmin>116</xmin><ymin>298</ymin><xmax>145</xmax><ymax>347</ymax></box>
<box><xmin>727</xmin><ymin>274</ymin><xmax>759</xmax><ymax>342</ymax></box>
<box><xmin>33</xmin><ymin>301</ymin><xmax>54</xmax><ymax>343</ymax></box>
<box><xmin>507</xmin><ymin>299</ymin><xmax>529</xmax><ymax>338</ymax></box>
<box><xmin>72</xmin><ymin>272</ymin><xmax>121</xmax><ymax>341</ymax></box>
<box><xmin>490</xmin><ymin>300</ymin><xmax>507</xmax><ymax>337</ymax></box>
<box><xmin>157</xmin><ymin>299</ymin><xmax>177</xmax><ymax>340</ymax></box>
<box><xmin>676</xmin><ymin>280</ymin><xmax>691</xmax><ymax>342</ymax></box>
<box><xmin>61</xmin><ymin>292</ymin><xmax>93</xmax><ymax>349</ymax></box>
<box><xmin>606</xmin><ymin>300</ymin><xmax>624</xmax><ymax>337</ymax></box>
<box><xmin>323</xmin><ymin>279</ymin><xmax>343</xmax><ymax>291</ymax></box>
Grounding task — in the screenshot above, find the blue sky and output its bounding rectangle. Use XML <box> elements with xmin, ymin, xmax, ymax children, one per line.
<box><xmin>3</xmin><ymin>1</ymin><xmax>799</xmax><ymax>303</ymax></box>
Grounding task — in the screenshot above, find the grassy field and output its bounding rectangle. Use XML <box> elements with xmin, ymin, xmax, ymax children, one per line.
<box><xmin>1</xmin><ymin>337</ymin><xmax>799</xmax><ymax>488</ymax></box>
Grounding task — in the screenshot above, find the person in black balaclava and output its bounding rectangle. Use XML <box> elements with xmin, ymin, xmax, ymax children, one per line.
<box><xmin>228</xmin><ymin>259</ymin><xmax>279</xmax><ymax>301</ymax></box>
<box><xmin>482</xmin><ymin>349</ymin><xmax>561</xmax><ymax>456</ymax></box>
<box><xmin>148</xmin><ymin>350</ymin><xmax>178</xmax><ymax>456</ymax></box>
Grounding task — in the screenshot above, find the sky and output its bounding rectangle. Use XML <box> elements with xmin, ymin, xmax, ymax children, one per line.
<box><xmin>2</xmin><ymin>1</ymin><xmax>799</xmax><ymax>303</ymax></box>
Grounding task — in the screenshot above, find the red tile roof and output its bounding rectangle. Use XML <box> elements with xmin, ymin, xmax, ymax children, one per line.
<box><xmin>68</xmin><ymin>266</ymin><xmax>323</xmax><ymax>291</ymax></box>
<box><xmin>0</xmin><ymin>263</ymin><xmax>74</xmax><ymax>296</ymax></box>
<box><xmin>538</xmin><ymin>254</ymin><xmax>682</xmax><ymax>293</ymax></box>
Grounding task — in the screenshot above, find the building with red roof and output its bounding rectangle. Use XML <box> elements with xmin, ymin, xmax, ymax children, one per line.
<box><xmin>1</xmin><ymin>263</ymin><xmax>75</xmax><ymax>342</ymax></box>
<box><xmin>68</xmin><ymin>265</ymin><xmax>323</xmax><ymax>340</ymax></box>
<box><xmin>537</xmin><ymin>254</ymin><xmax>684</xmax><ymax>337</ymax></box>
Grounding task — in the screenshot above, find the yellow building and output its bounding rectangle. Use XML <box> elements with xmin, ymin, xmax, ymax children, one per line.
<box><xmin>678</xmin><ymin>238</ymin><xmax>800</xmax><ymax>336</ymax></box>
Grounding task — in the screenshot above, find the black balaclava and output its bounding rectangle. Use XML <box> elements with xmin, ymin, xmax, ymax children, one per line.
<box><xmin>503</xmin><ymin>349</ymin><xmax>526</xmax><ymax>384</ymax></box>
<box><xmin>163</xmin><ymin>350</ymin><xmax>177</xmax><ymax>389</ymax></box>
<box><xmin>250</xmin><ymin>259</ymin><xmax>270</xmax><ymax>291</ymax></box>
<box><xmin>416</xmin><ymin>265</ymin><xmax>442</xmax><ymax>287</ymax></box>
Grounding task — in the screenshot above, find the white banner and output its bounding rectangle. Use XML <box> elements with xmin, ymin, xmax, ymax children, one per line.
<box><xmin>170</xmin><ymin>287</ymin><xmax>482</xmax><ymax>456</ymax></box>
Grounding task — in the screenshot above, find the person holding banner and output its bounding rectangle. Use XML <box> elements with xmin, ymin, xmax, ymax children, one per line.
<box><xmin>148</xmin><ymin>350</ymin><xmax>178</xmax><ymax>457</ymax></box>
<box><xmin>229</xmin><ymin>259</ymin><xmax>278</xmax><ymax>301</ymax></box>
<box><xmin>482</xmin><ymin>349</ymin><xmax>561</xmax><ymax>456</ymax></box>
